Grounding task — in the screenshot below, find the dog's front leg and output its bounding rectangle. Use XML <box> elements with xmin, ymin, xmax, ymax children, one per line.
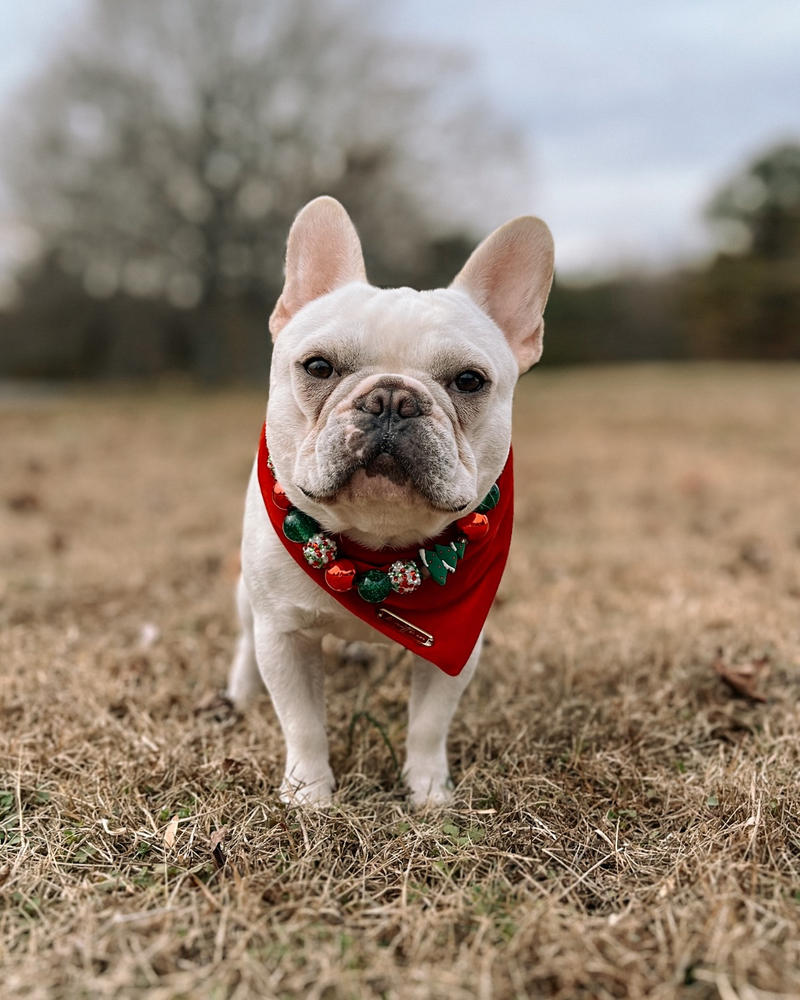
<box><xmin>404</xmin><ymin>633</ymin><xmax>482</xmax><ymax>808</ymax></box>
<box><xmin>252</xmin><ymin>617</ymin><xmax>334</xmax><ymax>807</ymax></box>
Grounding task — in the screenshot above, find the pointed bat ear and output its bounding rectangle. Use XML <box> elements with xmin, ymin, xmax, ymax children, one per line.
<box><xmin>269</xmin><ymin>196</ymin><xmax>367</xmax><ymax>340</ymax></box>
<box><xmin>451</xmin><ymin>217</ymin><xmax>554</xmax><ymax>372</ymax></box>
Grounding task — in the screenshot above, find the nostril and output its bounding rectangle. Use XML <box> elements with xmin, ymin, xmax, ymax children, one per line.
<box><xmin>358</xmin><ymin>384</ymin><xmax>422</xmax><ymax>419</ymax></box>
<box><xmin>396</xmin><ymin>392</ymin><xmax>421</xmax><ymax>419</ymax></box>
<box><xmin>360</xmin><ymin>388</ymin><xmax>387</xmax><ymax>416</ymax></box>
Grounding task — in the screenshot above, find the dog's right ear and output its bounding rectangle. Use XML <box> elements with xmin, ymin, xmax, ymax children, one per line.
<box><xmin>269</xmin><ymin>196</ymin><xmax>367</xmax><ymax>339</ymax></box>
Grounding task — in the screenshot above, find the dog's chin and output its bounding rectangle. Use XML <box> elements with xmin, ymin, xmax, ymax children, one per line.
<box><xmin>320</xmin><ymin>468</ymin><xmax>459</xmax><ymax>548</ymax></box>
<box><xmin>339</xmin><ymin>466</ymin><xmax>426</xmax><ymax>507</ymax></box>
<box><xmin>295</xmin><ymin>455</ymin><xmax>470</xmax><ymax>547</ymax></box>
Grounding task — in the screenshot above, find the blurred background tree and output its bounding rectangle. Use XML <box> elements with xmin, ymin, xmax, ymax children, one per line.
<box><xmin>0</xmin><ymin>0</ymin><xmax>521</xmax><ymax>380</ymax></box>
<box><xmin>546</xmin><ymin>141</ymin><xmax>800</xmax><ymax>365</ymax></box>
<box><xmin>682</xmin><ymin>142</ymin><xmax>800</xmax><ymax>359</ymax></box>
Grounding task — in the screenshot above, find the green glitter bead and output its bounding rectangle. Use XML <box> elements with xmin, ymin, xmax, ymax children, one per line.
<box><xmin>283</xmin><ymin>508</ymin><xmax>320</xmax><ymax>544</ymax></box>
<box><xmin>357</xmin><ymin>569</ymin><xmax>392</xmax><ymax>604</ymax></box>
<box><xmin>476</xmin><ymin>483</ymin><xmax>500</xmax><ymax>513</ymax></box>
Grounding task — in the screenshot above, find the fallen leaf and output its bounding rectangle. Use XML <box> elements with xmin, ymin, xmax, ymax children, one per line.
<box><xmin>713</xmin><ymin>650</ymin><xmax>769</xmax><ymax>703</ymax></box>
<box><xmin>163</xmin><ymin>814</ymin><xmax>179</xmax><ymax>849</ymax></box>
<box><xmin>210</xmin><ymin>827</ymin><xmax>228</xmax><ymax>869</ymax></box>
<box><xmin>209</xmin><ymin>826</ymin><xmax>228</xmax><ymax>851</ymax></box>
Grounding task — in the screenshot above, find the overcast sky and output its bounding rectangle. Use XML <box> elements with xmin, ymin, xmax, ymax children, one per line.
<box><xmin>383</xmin><ymin>0</ymin><xmax>800</xmax><ymax>276</ymax></box>
<box><xmin>1</xmin><ymin>1</ymin><xmax>799</xmax><ymax>280</ymax></box>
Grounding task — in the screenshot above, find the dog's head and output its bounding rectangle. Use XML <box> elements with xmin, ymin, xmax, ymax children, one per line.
<box><xmin>266</xmin><ymin>197</ymin><xmax>554</xmax><ymax>548</ymax></box>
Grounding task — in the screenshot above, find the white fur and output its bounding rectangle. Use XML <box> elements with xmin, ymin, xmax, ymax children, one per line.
<box><xmin>227</xmin><ymin>197</ymin><xmax>553</xmax><ymax>808</ymax></box>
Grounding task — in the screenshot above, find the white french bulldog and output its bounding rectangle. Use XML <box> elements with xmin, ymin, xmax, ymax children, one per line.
<box><xmin>227</xmin><ymin>196</ymin><xmax>553</xmax><ymax>808</ymax></box>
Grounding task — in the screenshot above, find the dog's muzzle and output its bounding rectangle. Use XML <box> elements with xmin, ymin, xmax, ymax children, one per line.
<box><xmin>299</xmin><ymin>376</ymin><xmax>469</xmax><ymax>511</ymax></box>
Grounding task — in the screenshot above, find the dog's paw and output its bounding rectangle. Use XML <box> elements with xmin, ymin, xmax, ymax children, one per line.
<box><xmin>280</xmin><ymin>768</ymin><xmax>336</xmax><ymax>809</ymax></box>
<box><xmin>193</xmin><ymin>690</ymin><xmax>240</xmax><ymax>725</ymax></box>
<box><xmin>404</xmin><ymin>765</ymin><xmax>454</xmax><ymax>810</ymax></box>
<box><xmin>225</xmin><ymin>686</ymin><xmax>257</xmax><ymax>713</ymax></box>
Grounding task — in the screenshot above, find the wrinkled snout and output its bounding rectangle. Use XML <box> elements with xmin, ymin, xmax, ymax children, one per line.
<box><xmin>295</xmin><ymin>372</ymin><xmax>473</xmax><ymax>516</ymax></box>
<box><xmin>352</xmin><ymin>378</ymin><xmax>433</xmax><ymax>452</ymax></box>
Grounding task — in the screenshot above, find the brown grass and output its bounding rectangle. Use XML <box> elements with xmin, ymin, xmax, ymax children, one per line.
<box><xmin>2</xmin><ymin>364</ymin><xmax>799</xmax><ymax>1000</ymax></box>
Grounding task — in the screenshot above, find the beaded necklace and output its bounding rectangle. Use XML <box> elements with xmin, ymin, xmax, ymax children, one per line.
<box><xmin>266</xmin><ymin>455</ymin><xmax>500</xmax><ymax>605</ymax></box>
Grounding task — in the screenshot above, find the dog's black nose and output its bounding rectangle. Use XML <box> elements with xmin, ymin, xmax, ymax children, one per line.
<box><xmin>358</xmin><ymin>385</ymin><xmax>421</xmax><ymax>419</ymax></box>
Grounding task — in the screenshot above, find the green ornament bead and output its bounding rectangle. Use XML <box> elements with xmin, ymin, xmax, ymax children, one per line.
<box><xmin>476</xmin><ymin>483</ymin><xmax>500</xmax><ymax>513</ymax></box>
<box><xmin>435</xmin><ymin>543</ymin><xmax>458</xmax><ymax>571</ymax></box>
<box><xmin>283</xmin><ymin>508</ymin><xmax>320</xmax><ymax>544</ymax></box>
<box><xmin>357</xmin><ymin>569</ymin><xmax>392</xmax><ymax>604</ymax></box>
<box><xmin>421</xmin><ymin>549</ymin><xmax>449</xmax><ymax>586</ymax></box>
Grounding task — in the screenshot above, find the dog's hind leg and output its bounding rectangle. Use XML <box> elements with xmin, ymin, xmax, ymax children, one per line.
<box><xmin>404</xmin><ymin>632</ymin><xmax>482</xmax><ymax>808</ymax></box>
<box><xmin>226</xmin><ymin>574</ymin><xmax>264</xmax><ymax>709</ymax></box>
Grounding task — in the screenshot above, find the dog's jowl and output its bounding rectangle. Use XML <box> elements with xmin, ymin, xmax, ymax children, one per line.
<box><xmin>227</xmin><ymin>196</ymin><xmax>554</xmax><ymax>807</ymax></box>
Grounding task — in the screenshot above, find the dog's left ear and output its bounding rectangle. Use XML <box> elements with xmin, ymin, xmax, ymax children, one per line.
<box><xmin>269</xmin><ymin>196</ymin><xmax>367</xmax><ymax>339</ymax></box>
<box><xmin>451</xmin><ymin>217</ymin><xmax>554</xmax><ymax>373</ymax></box>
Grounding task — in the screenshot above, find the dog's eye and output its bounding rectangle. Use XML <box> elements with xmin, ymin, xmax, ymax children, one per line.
<box><xmin>452</xmin><ymin>370</ymin><xmax>485</xmax><ymax>393</ymax></box>
<box><xmin>303</xmin><ymin>356</ymin><xmax>335</xmax><ymax>379</ymax></box>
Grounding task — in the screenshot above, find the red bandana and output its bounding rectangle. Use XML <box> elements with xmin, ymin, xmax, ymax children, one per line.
<box><xmin>257</xmin><ymin>425</ymin><xmax>514</xmax><ymax>676</ymax></box>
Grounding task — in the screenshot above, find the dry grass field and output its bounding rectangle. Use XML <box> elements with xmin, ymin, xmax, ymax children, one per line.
<box><xmin>2</xmin><ymin>364</ymin><xmax>799</xmax><ymax>1000</ymax></box>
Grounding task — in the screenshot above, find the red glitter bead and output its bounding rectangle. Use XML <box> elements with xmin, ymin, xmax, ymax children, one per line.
<box><xmin>324</xmin><ymin>559</ymin><xmax>357</xmax><ymax>592</ymax></box>
<box><xmin>272</xmin><ymin>482</ymin><xmax>291</xmax><ymax>511</ymax></box>
<box><xmin>456</xmin><ymin>512</ymin><xmax>490</xmax><ymax>540</ymax></box>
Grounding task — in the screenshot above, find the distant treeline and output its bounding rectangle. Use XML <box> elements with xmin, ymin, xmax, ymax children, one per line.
<box><xmin>0</xmin><ymin>0</ymin><xmax>797</xmax><ymax>378</ymax></box>
<box><xmin>2</xmin><ymin>214</ymin><xmax>798</xmax><ymax>380</ymax></box>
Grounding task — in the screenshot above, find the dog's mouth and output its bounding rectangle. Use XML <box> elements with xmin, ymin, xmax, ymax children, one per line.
<box><xmin>362</xmin><ymin>452</ymin><xmax>410</xmax><ymax>486</ymax></box>
<box><xmin>298</xmin><ymin>445</ymin><xmax>469</xmax><ymax>514</ymax></box>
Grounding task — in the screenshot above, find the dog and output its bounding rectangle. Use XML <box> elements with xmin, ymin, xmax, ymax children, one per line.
<box><xmin>226</xmin><ymin>196</ymin><xmax>553</xmax><ymax>807</ymax></box>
